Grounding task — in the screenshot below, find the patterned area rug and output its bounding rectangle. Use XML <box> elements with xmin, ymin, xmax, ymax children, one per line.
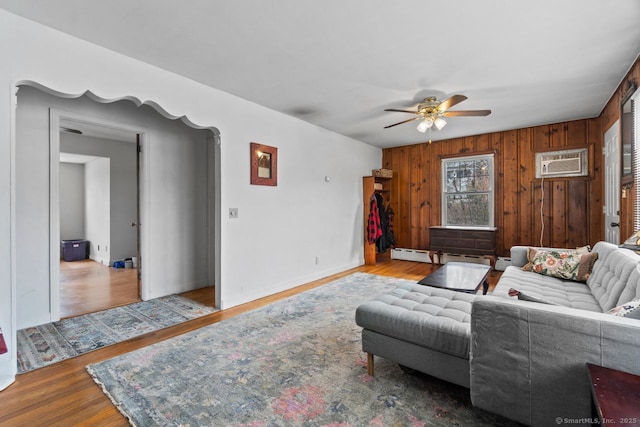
<box><xmin>87</xmin><ymin>273</ymin><xmax>518</xmax><ymax>426</ymax></box>
<box><xmin>17</xmin><ymin>294</ymin><xmax>216</xmax><ymax>373</ymax></box>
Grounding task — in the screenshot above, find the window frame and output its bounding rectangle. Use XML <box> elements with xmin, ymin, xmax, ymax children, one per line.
<box><xmin>441</xmin><ymin>153</ymin><xmax>495</xmax><ymax>228</ymax></box>
<box><xmin>630</xmin><ymin>87</ymin><xmax>640</xmax><ymax>230</ymax></box>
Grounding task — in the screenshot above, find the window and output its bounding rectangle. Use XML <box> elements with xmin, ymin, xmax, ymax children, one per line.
<box><xmin>441</xmin><ymin>154</ymin><xmax>494</xmax><ymax>227</ymax></box>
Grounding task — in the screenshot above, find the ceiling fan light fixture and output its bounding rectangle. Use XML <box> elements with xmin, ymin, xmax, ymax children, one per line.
<box><xmin>383</xmin><ymin>94</ymin><xmax>490</xmax><ymax>132</ymax></box>
<box><xmin>434</xmin><ymin>117</ymin><xmax>447</xmax><ymax>130</ymax></box>
<box><xmin>416</xmin><ymin>117</ymin><xmax>433</xmax><ymax>133</ymax></box>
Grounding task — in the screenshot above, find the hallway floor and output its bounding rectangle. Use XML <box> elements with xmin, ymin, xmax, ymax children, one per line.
<box><xmin>59</xmin><ymin>259</ymin><xmax>140</xmax><ymax>318</ymax></box>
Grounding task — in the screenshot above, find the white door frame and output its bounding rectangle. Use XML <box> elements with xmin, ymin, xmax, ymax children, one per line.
<box><xmin>49</xmin><ymin>109</ymin><xmax>147</xmax><ymax>320</ymax></box>
<box><xmin>603</xmin><ymin>120</ymin><xmax>621</xmax><ymax>244</ymax></box>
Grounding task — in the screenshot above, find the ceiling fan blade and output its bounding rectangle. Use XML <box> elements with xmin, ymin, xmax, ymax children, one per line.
<box><xmin>437</xmin><ymin>95</ymin><xmax>468</xmax><ymax>112</ymax></box>
<box><xmin>384</xmin><ymin>117</ymin><xmax>421</xmax><ymax>128</ymax></box>
<box><xmin>384</xmin><ymin>108</ymin><xmax>419</xmax><ymax>114</ymax></box>
<box><xmin>443</xmin><ymin>110</ymin><xmax>492</xmax><ymax>117</ymax></box>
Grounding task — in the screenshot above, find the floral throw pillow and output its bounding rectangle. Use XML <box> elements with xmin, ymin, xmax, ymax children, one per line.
<box><xmin>522</xmin><ymin>248</ymin><xmax>598</xmax><ymax>282</ymax></box>
<box><xmin>607</xmin><ymin>298</ymin><xmax>640</xmax><ymax>319</ymax></box>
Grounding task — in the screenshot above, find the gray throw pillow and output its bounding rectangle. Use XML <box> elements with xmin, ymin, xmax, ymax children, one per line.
<box><xmin>620</xmin><ymin>230</ymin><xmax>640</xmax><ymax>252</ymax></box>
<box><xmin>508</xmin><ymin>288</ymin><xmax>559</xmax><ymax>305</ymax></box>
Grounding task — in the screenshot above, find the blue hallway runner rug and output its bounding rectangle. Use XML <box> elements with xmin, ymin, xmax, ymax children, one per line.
<box><xmin>17</xmin><ymin>294</ymin><xmax>216</xmax><ymax>373</ymax></box>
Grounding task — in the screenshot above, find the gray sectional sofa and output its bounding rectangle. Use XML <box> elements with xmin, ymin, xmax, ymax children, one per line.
<box><xmin>355</xmin><ymin>241</ymin><xmax>640</xmax><ymax>426</ymax></box>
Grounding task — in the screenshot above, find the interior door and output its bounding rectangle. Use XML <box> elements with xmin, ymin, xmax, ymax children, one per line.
<box><xmin>604</xmin><ymin>121</ymin><xmax>621</xmax><ymax>244</ymax></box>
<box><xmin>135</xmin><ymin>134</ymin><xmax>142</xmax><ymax>298</ymax></box>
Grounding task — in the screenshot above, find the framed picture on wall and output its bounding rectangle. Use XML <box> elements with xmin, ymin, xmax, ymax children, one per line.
<box><xmin>250</xmin><ymin>142</ymin><xmax>278</xmax><ymax>186</ymax></box>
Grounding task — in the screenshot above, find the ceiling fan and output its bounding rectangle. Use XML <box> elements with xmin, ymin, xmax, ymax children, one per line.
<box><xmin>384</xmin><ymin>95</ymin><xmax>491</xmax><ymax>133</ymax></box>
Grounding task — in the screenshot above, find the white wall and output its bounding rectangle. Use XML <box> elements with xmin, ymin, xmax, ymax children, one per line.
<box><xmin>0</xmin><ymin>12</ymin><xmax>15</xmax><ymax>390</ymax></box>
<box><xmin>59</xmin><ymin>162</ymin><xmax>85</xmax><ymax>241</ymax></box>
<box><xmin>84</xmin><ymin>157</ymin><xmax>110</xmax><ymax>265</ymax></box>
<box><xmin>0</xmin><ymin>10</ymin><xmax>381</xmax><ymax>386</ymax></box>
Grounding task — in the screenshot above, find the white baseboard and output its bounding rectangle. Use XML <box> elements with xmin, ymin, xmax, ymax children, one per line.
<box><xmin>0</xmin><ymin>374</ymin><xmax>15</xmax><ymax>391</ymax></box>
<box><xmin>219</xmin><ymin>260</ymin><xmax>361</xmax><ymax>310</ymax></box>
<box><xmin>89</xmin><ymin>255</ymin><xmax>110</xmax><ymax>266</ymax></box>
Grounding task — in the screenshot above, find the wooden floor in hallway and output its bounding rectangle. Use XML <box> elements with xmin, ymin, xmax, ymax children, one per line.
<box><xmin>1</xmin><ymin>259</ymin><xmax>501</xmax><ymax>426</ymax></box>
<box><xmin>60</xmin><ymin>259</ymin><xmax>140</xmax><ymax>319</ymax></box>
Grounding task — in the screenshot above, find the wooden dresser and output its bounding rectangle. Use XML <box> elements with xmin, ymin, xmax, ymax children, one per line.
<box><xmin>429</xmin><ymin>226</ymin><xmax>497</xmax><ymax>264</ymax></box>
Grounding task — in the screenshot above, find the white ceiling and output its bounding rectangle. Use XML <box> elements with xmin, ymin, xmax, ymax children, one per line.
<box><xmin>2</xmin><ymin>0</ymin><xmax>639</xmax><ymax>148</ymax></box>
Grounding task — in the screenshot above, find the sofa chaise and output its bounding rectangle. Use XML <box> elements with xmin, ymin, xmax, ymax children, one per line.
<box><xmin>355</xmin><ymin>241</ymin><xmax>640</xmax><ymax>426</ymax></box>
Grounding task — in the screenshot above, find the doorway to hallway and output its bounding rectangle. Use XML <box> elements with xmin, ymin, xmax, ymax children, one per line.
<box><xmin>14</xmin><ymin>83</ymin><xmax>220</xmax><ymax>332</ymax></box>
<box><xmin>57</xmin><ymin>113</ymin><xmax>142</xmax><ymax>319</ymax></box>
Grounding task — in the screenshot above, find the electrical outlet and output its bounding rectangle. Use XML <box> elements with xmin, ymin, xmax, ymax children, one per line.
<box><xmin>229</xmin><ymin>208</ymin><xmax>239</xmax><ymax>219</ymax></box>
<box><xmin>315</xmin><ymin>256</ymin><xmax>320</xmax><ymax>265</ymax></box>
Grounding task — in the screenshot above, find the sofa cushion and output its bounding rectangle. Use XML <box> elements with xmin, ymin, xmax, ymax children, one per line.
<box><xmin>616</xmin><ymin>268</ymin><xmax>640</xmax><ymax>306</ymax></box>
<box><xmin>587</xmin><ymin>242</ymin><xmax>640</xmax><ymax>311</ymax></box>
<box><xmin>612</xmin><ymin>248</ymin><xmax>640</xmax><ymax>305</ymax></box>
<box><xmin>493</xmin><ymin>266</ymin><xmax>602</xmax><ymax>311</ymax></box>
<box><xmin>355</xmin><ymin>283</ymin><xmax>475</xmax><ymax>359</ymax></box>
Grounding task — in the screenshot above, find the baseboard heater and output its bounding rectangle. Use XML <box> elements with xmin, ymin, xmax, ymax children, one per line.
<box><xmin>391</xmin><ymin>248</ymin><xmax>509</xmax><ymax>269</ymax></box>
<box><xmin>390</xmin><ymin>248</ymin><xmax>433</xmax><ymax>263</ymax></box>
<box><xmin>441</xmin><ymin>253</ymin><xmax>491</xmax><ymax>266</ymax></box>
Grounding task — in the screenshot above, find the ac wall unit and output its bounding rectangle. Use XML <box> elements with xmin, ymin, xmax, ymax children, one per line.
<box><xmin>535</xmin><ymin>148</ymin><xmax>588</xmax><ymax>178</ymax></box>
<box><xmin>541</xmin><ymin>156</ymin><xmax>581</xmax><ymax>175</ymax></box>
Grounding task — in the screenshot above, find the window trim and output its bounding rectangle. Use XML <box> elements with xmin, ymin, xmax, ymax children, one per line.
<box><xmin>630</xmin><ymin>87</ymin><xmax>640</xmax><ymax>230</ymax></box>
<box><xmin>441</xmin><ymin>153</ymin><xmax>495</xmax><ymax>228</ymax></box>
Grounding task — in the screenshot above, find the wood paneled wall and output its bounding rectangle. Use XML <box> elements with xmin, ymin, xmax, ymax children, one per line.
<box><xmin>382</xmin><ymin>55</ymin><xmax>640</xmax><ymax>257</ymax></box>
<box><xmin>382</xmin><ymin>118</ymin><xmax>602</xmax><ymax>257</ymax></box>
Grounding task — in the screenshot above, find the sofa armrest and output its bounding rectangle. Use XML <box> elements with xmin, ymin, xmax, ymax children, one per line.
<box><xmin>470</xmin><ymin>297</ymin><xmax>640</xmax><ymax>426</ymax></box>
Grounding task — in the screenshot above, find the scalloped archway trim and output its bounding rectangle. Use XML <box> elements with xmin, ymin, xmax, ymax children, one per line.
<box><xmin>13</xmin><ymin>77</ymin><xmax>223</xmax><ymax>317</ymax></box>
<box><xmin>16</xmin><ymin>80</ymin><xmax>221</xmax><ymax>137</ymax></box>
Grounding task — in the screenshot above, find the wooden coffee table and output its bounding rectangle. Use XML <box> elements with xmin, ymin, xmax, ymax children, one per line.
<box><xmin>417</xmin><ymin>261</ymin><xmax>492</xmax><ymax>295</ymax></box>
<box><xmin>587</xmin><ymin>363</ymin><xmax>640</xmax><ymax>426</ymax></box>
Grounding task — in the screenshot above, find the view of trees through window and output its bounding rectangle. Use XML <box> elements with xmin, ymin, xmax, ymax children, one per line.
<box><xmin>442</xmin><ymin>155</ymin><xmax>494</xmax><ymax>226</ymax></box>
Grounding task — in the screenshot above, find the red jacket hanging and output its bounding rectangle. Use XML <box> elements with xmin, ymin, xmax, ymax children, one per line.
<box><xmin>367</xmin><ymin>194</ymin><xmax>382</xmax><ymax>244</ymax></box>
<box><xmin>0</xmin><ymin>327</ymin><xmax>7</xmax><ymax>355</ymax></box>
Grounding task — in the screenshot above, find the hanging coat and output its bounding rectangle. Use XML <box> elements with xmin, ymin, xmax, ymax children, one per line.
<box><xmin>386</xmin><ymin>204</ymin><xmax>396</xmax><ymax>249</ymax></box>
<box><xmin>375</xmin><ymin>193</ymin><xmax>395</xmax><ymax>253</ymax></box>
<box><xmin>367</xmin><ymin>194</ymin><xmax>382</xmax><ymax>244</ymax></box>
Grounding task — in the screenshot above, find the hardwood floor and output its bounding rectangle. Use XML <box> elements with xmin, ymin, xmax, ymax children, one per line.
<box><xmin>1</xmin><ymin>260</ymin><xmax>501</xmax><ymax>426</ymax></box>
<box><xmin>60</xmin><ymin>260</ymin><xmax>140</xmax><ymax>319</ymax></box>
